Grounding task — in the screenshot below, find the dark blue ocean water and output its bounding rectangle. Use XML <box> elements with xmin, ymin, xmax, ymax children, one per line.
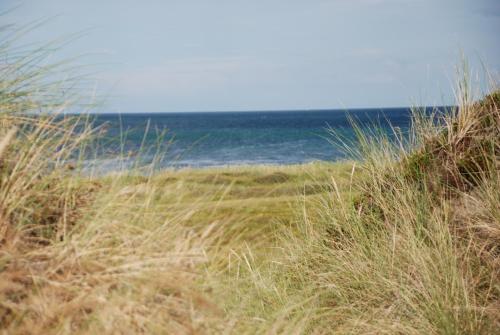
<box><xmin>87</xmin><ymin>108</ymin><xmax>416</xmax><ymax>169</ymax></box>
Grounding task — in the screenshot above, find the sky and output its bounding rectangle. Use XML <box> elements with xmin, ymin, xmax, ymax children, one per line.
<box><xmin>2</xmin><ymin>0</ymin><xmax>500</xmax><ymax>113</ymax></box>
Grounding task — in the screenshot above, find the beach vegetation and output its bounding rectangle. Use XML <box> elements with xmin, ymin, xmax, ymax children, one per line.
<box><xmin>0</xmin><ymin>25</ymin><xmax>499</xmax><ymax>334</ymax></box>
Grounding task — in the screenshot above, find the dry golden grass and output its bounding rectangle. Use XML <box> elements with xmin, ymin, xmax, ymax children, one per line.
<box><xmin>0</xmin><ymin>132</ymin><xmax>352</xmax><ymax>333</ymax></box>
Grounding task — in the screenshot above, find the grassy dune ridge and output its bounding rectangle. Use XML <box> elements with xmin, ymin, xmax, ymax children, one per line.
<box><xmin>1</xmin><ymin>32</ymin><xmax>499</xmax><ymax>333</ymax></box>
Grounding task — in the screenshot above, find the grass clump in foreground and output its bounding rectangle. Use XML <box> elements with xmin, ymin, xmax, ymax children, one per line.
<box><xmin>0</xmin><ymin>33</ymin><xmax>499</xmax><ymax>334</ymax></box>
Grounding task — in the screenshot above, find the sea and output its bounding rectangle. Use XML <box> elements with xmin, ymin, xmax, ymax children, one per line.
<box><xmin>83</xmin><ymin>107</ymin><xmax>423</xmax><ymax>171</ymax></box>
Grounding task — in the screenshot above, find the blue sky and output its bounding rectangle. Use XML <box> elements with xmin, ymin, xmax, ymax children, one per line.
<box><xmin>2</xmin><ymin>0</ymin><xmax>500</xmax><ymax>112</ymax></box>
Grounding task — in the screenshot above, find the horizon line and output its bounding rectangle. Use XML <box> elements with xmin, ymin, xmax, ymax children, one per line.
<box><xmin>67</xmin><ymin>105</ymin><xmax>455</xmax><ymax>115</ymax></box>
